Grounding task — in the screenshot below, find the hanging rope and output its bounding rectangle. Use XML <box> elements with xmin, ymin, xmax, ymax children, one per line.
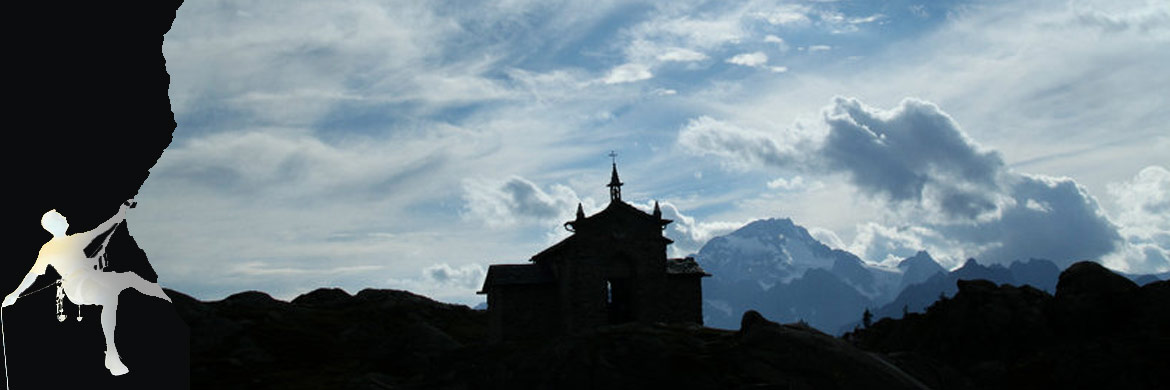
<box><xmin>15</xmin><ymin>281</ymin><xmax>58</xmax><ymax>300</ymax></box>
<box><xmin>3</xmin><ymin>278</ymin><xmax>67</xmax><ymax>390</ymax></box>
<box><xmin>3</xmin><ymin>306</ymin><xmax>9</xmax><ymax>390</ymax></box>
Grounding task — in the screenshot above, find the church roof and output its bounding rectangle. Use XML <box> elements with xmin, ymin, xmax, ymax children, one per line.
<box><xmin>531</xmin><ymin>200</ymin><xmax>673</xmax><ymax>263</ymax></box>
<box><xmin>573</xmin><ymin>200</ymin><xmax>672</xmax><ymax>229</ymax></box>
<box><xmin>478</xmin><ymin>264</ymin><xmax>554</xmax><ymax>293</ymax></box>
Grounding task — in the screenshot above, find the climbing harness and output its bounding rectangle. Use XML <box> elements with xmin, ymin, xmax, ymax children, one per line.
<box><xmin>55</xmin><ymin>283</ymin><xmax>65</xmax><ymax>323</ymax></box>
<box><xmin>54</xmin><ymin>282</ymin><xmax>81</xmax><ymax>323</ymax></box>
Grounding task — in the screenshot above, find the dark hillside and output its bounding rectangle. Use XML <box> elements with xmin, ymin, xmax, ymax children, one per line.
<box><xmin>845</xmin><ymin>261</ymin><xmax>1170</xmax><ymax>390</ymax></box>
<box><xmin>176</xmin><ymin>288</ymin><xmax>927</xmax><ymax>390</ymax></box>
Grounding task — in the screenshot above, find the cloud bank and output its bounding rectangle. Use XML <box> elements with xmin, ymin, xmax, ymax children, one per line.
<box><xmin>678</xmin><ymin>97</ymin><xmax>1149</xmax><ymax>271</ymax></box>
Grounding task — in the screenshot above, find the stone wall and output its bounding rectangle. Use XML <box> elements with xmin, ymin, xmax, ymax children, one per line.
<box><xmin>488</xmin><ymin>283</ymin><xmax>559</xmax><ymax>341</ymax></box>
<box><xmin>662</xmin><ymin>275</ymin><xmax>704</xmax><ymax>324</ymax></box>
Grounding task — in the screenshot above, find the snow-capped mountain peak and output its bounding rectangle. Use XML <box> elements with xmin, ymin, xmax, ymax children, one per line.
<box><xmin>697</xmin><ymin>218</ymin><xmax>838</xmax><ymax>286</ymax></box>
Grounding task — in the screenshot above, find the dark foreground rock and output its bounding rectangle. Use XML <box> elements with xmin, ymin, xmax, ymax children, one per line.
<box><xmin>845</xmin><ymin>261</ymin><xmax>1170</xmax><ymax>390</ymax></box>
<box><xmin>177</xmin><ymin>261</ymin><xmax>1167</xmax><ymax>389</ymax></box>
<box><xmin>176</xmin><ymin>288</ymin><xmax>925</xmax><ymax>390</ymax></box>
<box><xmin>421</xmin><ymin>312</ymin><xmax>925</xmax><ymax>390</ymax></box>
<box><xmin>173</xmin><ymin>288</ymin><xmax>486</xmax><ymax>389</ymax></box>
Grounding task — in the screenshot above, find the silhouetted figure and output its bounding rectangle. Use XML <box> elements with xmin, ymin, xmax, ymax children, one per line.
<box><xmin>3</xmin><ymin>201</ymin><xmax>171</xmax><ymax>376</ymax></box>
<box><xmin>862</xmin><ymin>308</ymin><xmax>873</xmax><ymax>328</ymax></box>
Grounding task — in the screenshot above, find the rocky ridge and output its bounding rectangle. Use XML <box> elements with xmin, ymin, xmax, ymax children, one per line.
<box><xmin>845</xmin><ymin>261</ymin><xmax>1170</xmax><ymax>389</ymax></box>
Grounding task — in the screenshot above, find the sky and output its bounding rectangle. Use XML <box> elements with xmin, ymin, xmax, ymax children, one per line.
<box><xmin>136</xmin><ymin>0</ymin><xmax>1169</xmax><ymax>304</ymax></box>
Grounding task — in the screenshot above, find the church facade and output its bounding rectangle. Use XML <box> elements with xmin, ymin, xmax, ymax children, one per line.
<box><xmin>478</xmin><ymin>162</ymin><xmax>709</xmax><ymax>341</ymax></box>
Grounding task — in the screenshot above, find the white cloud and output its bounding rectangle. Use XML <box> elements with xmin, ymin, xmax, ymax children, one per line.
<box><xmin>850</xmin><ymin>222</ymin><xmax>942</xmax><ymax>266</ymax></box>
<box><xmin>765</xmin><ymin>176</ymin><xmax>821</xmax><ymax>192</ymax></box>
<box><xmin>766</xmin><ymin>176</ymin><xmax>802</xmax><ymax>191</ymax></box>
<box><xmin>657</xmin><ymin>47</ymin><xmax>709</xmax><ymax>62</ymax></box>
<box><xmin>848</xmin><ymin>14</ymin><xmax>884</xmax><ymax>25</ymax></box>
<box><xmin>764</xmin><ymin>35</ymin><xmax>790</xmax><ymax>53</ymax></box>
<box><xmin>461</xmin><ymin>176</ymin><xmax>588</xmax><ymax>228</ymax></box>
<box><xmin>603</xmin><ymin>63</ymin><xmax>654</xmax><ymax>84</ymax></box>
<box><xmin>422</xmin><ymin>263</ymin><xmax>487</xmax><ymax>289</ymax></box>
<box><xmin>753</xmin><ymin>6</ymin><xmax>812</xmax><ymax>26</ymax></box>
<box><xmin>816</xmin><ymin>10</ymin><xmax>884</xmax><ymax>33</ymax></box>
<box><xmin>727</xmin><ymin>51</ymin><xmax>769</xmax><ymax>67</ymax></box>
<box><xmin>1025</xmin><ymin>199</ymin><xmax>1052</xmax><ymax>213</ymax></box>
<box><xmin>635</xmin><ymin>14</ymin><xmax>748</xmax><ymax>50</ymax></box>
<box><xmin>150</xmin><ymin>128</ymin><xmax>478</xmax><ymax>203</ymax></box>
<box><xmin>1071</xmin><ymin>5</ymin><xmax>1170</xmax><ymax>34</ymax></box>
<box><xmin>1105</xmin><ymin>165</ymin><xmax>1170</xmax><ymax>272</ymax></box>
<box><xmin>807</xmin><ymin>45</ymin><xmax>832</xmax><ymax>52</ymax></box>
<box><xmin>725</xmin><ymin>50</ymin><xmax>789</xmax><ymax>72</ymax></box>
<box><xmin>633</xmin><ymin>201</ymin><xmax>743</xmax><ymax>257</ymax></box>
<box><xmin>385</xmin><ymin>262</ymin><xmax>488</xmax><ymax>304</ymax></box>
<box><xmin>1109</xmin><ymin>165</ymin><xmax>1170</xmax><ymax>232</ymax></box>
<box><xmin>808</xmin><ymin>226</ymin><xmax>847</xmax><ymax>250</ymax></box>
<box><xmin>677</xmin><ymin>116</ymin><xmax>814</xmax><ymax>170</ymax></box>
<box><xmin>163</xmin><ymin>0</ymin><xmax>505</xmax><ymax>129</ymax></box>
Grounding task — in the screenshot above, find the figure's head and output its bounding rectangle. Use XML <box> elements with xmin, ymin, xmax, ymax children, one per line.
<box><xmin>42</xmin><ymin>209</ymin><xmax>68</xmax><ymax>237</ymax></box>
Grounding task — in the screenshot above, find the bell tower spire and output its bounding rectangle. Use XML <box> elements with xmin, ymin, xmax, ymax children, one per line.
<box><xmin>607</xmin><ymin>151</ymin><xmax>623</xmax><ymax>202</ymax></box>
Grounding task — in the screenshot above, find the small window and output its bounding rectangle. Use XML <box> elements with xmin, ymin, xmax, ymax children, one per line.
<box><xmin>606</xmin><ymin>281</ymin><xmax>613</xmax><ymax>304</ymax></box>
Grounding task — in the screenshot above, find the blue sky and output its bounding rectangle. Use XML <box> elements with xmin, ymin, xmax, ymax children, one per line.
<box><xmin>137</xmin><ymin>0</ymin><xmax>1169</xmax><ymax>304</ymax></box>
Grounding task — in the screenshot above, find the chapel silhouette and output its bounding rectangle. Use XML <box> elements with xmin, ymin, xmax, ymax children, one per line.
<box><xmin>478</xmin><ymin>161</ymin><xmax>709</xmax><ymax>341</ymax></box>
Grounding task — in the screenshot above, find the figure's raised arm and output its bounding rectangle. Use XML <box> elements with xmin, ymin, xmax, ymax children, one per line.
<box><xmin>75</xmin><ymin>200</ymin><xmax>133</xmax><ymax>243</ymax></box>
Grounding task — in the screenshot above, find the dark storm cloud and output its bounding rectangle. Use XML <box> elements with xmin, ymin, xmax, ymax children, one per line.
<box><xmin>822</xmin><ymin>98</ymin><xmax>1124</xmax><ymax>268</ymax></box>
<box><xmin>941</xmin><ymin>174</ymin><xmax>1123</xmax><ymax>267</ymax></box>
<box><xmin>680</xmin><ymin>96</ymin><xmax>1130</xmax><ymax>268</ymax></box>
<box><xmin>821</xmin><ymin>97</ymin><xmax>1006</xmax><ymax>220</ymax></box>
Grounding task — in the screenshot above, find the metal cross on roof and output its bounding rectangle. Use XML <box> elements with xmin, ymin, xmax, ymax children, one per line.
<box><xmin>608</xmin><ymin>150</ymin><xmax>617</xmax><ymax>164</ymax></box>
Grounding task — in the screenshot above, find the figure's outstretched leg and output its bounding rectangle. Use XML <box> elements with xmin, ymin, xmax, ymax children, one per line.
<box><xmin>125</xmin><ymin>273</ymin><xmax>170</xmax><ymax>303</ymax></box>
<box><xmin>100</xmin><ymin>303</ymin><xmax>129</xmax><ymax>376</ymax></box>
<box><xmin>77</xmin><ymin>272</ymin><xmax>171</xmax><ymax>376</ymax></box>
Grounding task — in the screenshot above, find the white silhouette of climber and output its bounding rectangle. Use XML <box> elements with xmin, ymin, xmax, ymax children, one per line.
<box><xmin>3</xmin><ymin>200</ymin><xmax>171</xmax><ymax>376</ymax></box>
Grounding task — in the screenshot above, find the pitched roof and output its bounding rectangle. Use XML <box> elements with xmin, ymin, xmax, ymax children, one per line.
<box><xmin>530</xmin><ymin>234</ymin><xmax>580</xmax><ymax>262</ymax></box>
<box><xmin>532</xmin><ymin>200</ymin><xmax>674</xmax><ymax>263</ymax></box>
<box><xmin>564</xmin><ymin>200</ymin><xmax>673</xmax><ymax>232</ymax></box>
<box><xmin>478</xmin><ymin>264</ymin><xmax>554</xmax><ymax>293</ymax></box>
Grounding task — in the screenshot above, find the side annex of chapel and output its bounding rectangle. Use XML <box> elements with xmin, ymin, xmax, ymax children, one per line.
<box><xmin>478</xmin><ymin>161</ymin><xmax>709</xmax><ymax>341</ymax></box>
